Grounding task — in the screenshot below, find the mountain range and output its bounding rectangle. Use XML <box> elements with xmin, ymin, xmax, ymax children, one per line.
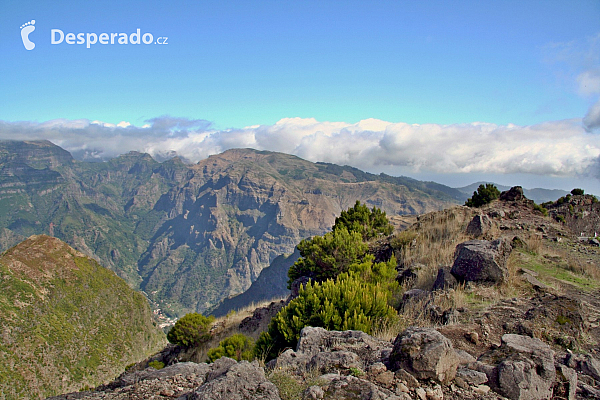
<box><xmin>0</xmin><ymin>140</ymin><xmax>461</xmax><ymax>316</ymax></box>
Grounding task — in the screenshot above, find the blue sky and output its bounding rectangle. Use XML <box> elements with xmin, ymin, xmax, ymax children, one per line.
<box><xmin>1</xmin><ymin>0</ymin><xmax>600</xmax><ymax>193</ymax></box>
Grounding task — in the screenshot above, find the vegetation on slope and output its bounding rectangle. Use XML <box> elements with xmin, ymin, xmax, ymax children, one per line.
<box><xmin>0</xmin><ymin>235</ymin><xmax>165</xmax><ymax>399</ymax></box>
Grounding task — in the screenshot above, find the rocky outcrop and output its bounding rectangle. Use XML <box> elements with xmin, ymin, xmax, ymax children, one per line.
<box><xmin>450</xmin><ymin>238</ymin><xmax>512</xmax><ymax>284</ymax></box>
<box><xmin>389</xmin><ymin>327</ymin><xmax>460</xmax><ymax>384</ymax></box>
<box><xmin>500</xmin><ymin>186</ymin><xmax>525</xmax><ymax>202</ymax></box>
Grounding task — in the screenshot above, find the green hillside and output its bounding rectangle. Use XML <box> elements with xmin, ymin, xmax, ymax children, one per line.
<box><xmin>0</xmin><ymin>235</ymin><xmax>165</xmax><ymax>399</ymax></box>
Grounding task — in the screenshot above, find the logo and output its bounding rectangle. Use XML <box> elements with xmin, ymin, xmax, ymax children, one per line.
<box><xmin>20</xmin><ymin>20</ymin><xmax>36</xmax><ymax>50</ymax></box>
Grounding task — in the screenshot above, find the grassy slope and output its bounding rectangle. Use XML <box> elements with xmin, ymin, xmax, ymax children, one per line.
<box><xmin>0</xmin><ymin>235</ymin><xmax>166</xmax><ymax>399</ymax></box>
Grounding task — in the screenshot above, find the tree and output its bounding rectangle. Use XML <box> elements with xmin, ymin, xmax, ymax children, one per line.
<box><xmin>571</xmin><ymin>188</ymin><xmax>584</xmax><ymax>196</ymax></box>
<box><xmin>207</xmin><ymin>333</ymin><xmax>254</xmax><ymax>362</ymax></box>
<box><xmin>287</xmin><ymin>227</ymin><xmax>368</xmax><ymax>287</ymax></box>
<box><xmin>167</xmin><ymin>313</ymin><xmax>214</xmax><ymax>348</ymax></box>
<box><xmin>334</xmin><ymin>201</ymin><xmax>394</xmax><ymax>240</ymax></box>
<box><xmin>465</xmin><ymin>184</ymin><xmax>500</xmax><ymax>207</ymax></box>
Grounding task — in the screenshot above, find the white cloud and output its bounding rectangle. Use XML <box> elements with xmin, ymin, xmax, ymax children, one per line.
<box><xmin>0</xmin><ymin>116</ymin><xmax>598</xmax><ymax>182</ymax></box>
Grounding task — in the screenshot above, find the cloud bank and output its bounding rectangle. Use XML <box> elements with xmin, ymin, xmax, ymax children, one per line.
<box><xmin>0</xmin><ymin>116</ymin><xmax>598</xmax><ymax>181</ymax></box>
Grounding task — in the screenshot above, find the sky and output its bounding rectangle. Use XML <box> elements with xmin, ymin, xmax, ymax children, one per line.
<box><xmin>1</xmin><ymin>0</ymin><xmax>600</xmax><ymax>194</ymax></box>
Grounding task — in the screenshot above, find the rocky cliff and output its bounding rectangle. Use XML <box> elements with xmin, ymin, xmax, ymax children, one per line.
<box><xmin>0</xmin><ymin>235</ymin><xmax>165</xmax><ymax>399</ymax></box>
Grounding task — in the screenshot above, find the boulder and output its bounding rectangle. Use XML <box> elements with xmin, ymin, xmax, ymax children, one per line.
<box><xmin>432</xmin><ymin>267</ymin><xmax>458</xmax><ymax>291</ymax></box>
<box><xmin>500</xmin><ymin>186</ymin><xmax>525</xmax><ymax>201</ymax></box>
<box><xmin>389</xmin><ymin>327</ymin><xmax>460</xmax><ymax>384</ymax></box>
<box><xmin>466</xmin><ymin>214</ymin><xmax>492</xmax><ymax>237</ymax></box>
<box><xmin>183</xmin><ymin>358</ymin><xmax>281</xmax><ymax>400</ymax></box>
<box><xmin>450</xmin><ymin>238</ymin><xmax>512</xmax><ymax>284</ymax></box>
<box><xmin>495</xmin><ymin>334</ymin><xmax>556</xmax><ymax>400</ymax></box>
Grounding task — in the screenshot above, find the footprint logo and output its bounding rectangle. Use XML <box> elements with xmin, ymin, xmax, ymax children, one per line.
<box><xmin>20</xmin><ymin>20</ymin><xmax>36</xmax><ymax>50</ymax></box>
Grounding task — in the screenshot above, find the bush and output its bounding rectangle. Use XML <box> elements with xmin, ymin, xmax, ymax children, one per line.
<box><xmin>148</xmin><ymin>360</ymin><xmax>165</xmax><ymax>370</ymax></box>
<box><xmin>207</xmin><ymin>333</ymin><xmax>254</xmax><ymax>362</ymax></box>
<box><xmin>465</xmin><ymin>184</ymin><xmax>500</xmax><ymax>207</ymax></box>
<box><xmin>571</xmin><ymin>188</ymin><xmax>584</xmax><ymax>196</ymax></box>
<box><xmin>257</xmin><ymin>272</ymin><xmax>399</xmax><ymax>360</ymax></box>
<box><xmin>287</xmin><ymin>227</ymin><xmax>368</xmax><ymax>287</ymax></box>
<box><xmin>533</xmin><ymin>203</ymin><xmax>548</xmax><ymax>216</ymax></box>
<box><xmin>166</xmin><ymin>312</ymin><xmax>214</xmax><ymax>348</ymax></box>
<box><xmin>334</xmin><ymin>200</ymin><xmax>394</xmax><ymax>240</ymax></box>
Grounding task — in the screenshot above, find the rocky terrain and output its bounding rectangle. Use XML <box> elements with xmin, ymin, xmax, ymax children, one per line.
<box><xmin>50</xmin><ymin>187</ymin><xmax>600</xmax><ymax>400</ymax></box>
<box><xmin>0</xmin><ymin>140</ymin><xmax>460</xmax><ymax>316</ymax></box>
<box><xmin>0</xmin><ymin>235</ymin><xmax>165</xmax><ymax>399</ymax></box>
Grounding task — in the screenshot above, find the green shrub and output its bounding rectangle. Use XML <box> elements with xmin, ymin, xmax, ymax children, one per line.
<box><xmin>166</xmin><ymin>312</ymin><xmax>214</xmax><ymax>348</ymax></box>
<box><xmin>207</xmin><ymin>333</ymin><xmax>254</xmax><ymax>362</ymax></box>
<box><xmin>287</xmin><ymin>227</ymin><xmax>368</xmax><ymax>287</ymax></box>
<box><xmin>556</xmin><ymin>215</ymin><xmax>566</xmax><ymax>223</ymax></box>
<box><xmin>465</xmin><ymin>184</ymin><xmax>500</xmax><ymax>207</ymax></box>
<box><xmin>334</xmin><ymin>200</ymin><xmax>394</xmax><ymax>240</ymax></box>
<box><xmin>148</xmin><ymin>360</ymin><xmax>165</xmax><ymax>370</ymax></box>
<box><xmin>257</xmin><ymin>272</ymin><xmax>399</xmax><ymax>360</ymax></box>
<box><xmin>533</xmin><ymin>203</ymin><xmax>548</xmax><ymax>216</ymax></box>
<box><xmin>571</xmin><ymin>188</ymin><xmax>584</xmax><ymax>196</ymax></box>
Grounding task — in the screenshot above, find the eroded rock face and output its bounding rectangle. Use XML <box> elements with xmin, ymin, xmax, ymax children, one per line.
<box><xmin>450</xmin><ymin>238</ymin><xmax>512</xmax><ymax>284</ymax></box>
<box><xmin>389</xmin><ymin>327</ymin><xmax>460</xmax><ymax>384</ymax></box>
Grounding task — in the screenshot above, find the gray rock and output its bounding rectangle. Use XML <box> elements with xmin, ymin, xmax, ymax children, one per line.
<box><xmin>556</xmin><ymin>364</ymin><xmax>577</xmax><ymax>400</ymax></box>
<box><xmin>265</xmin><ymin>348</ymin><xmax>309</xmax><ymax>372</ymax></box>
<box><xmin>308</xmin><ymin>351</ymin><xmax>361</xmax><ymax>373</ymax></box>
<box><xmin>116</xmin><ymin>362</ymin><xmax>209</xmax><ymax>387</ymax></box>
<box><xmin>579</xmin><ymin>383</ymin><xmax>600</xmax><ymax>399</ymax></box>
<box><xmin>450</xmin><ymin>238</ymin><xmax>512</xmax><ymax>284</ymax></box>
<box><xmin>432</xmin><ymin>266</ymin><xmax>458</xmax><ymax>291</ymax></box>
<box><xmin>456</xmin><ymin>368</ymin><xmax>488</xmax><ymax>386</ymax></box>
<box><xmin>321</xmin><ymin>375</ymin><xmax>402</xmax><ymax>400</ymax></box>
<box><xmin>521</xmin><ymin>273</ymin><xmax>548</xmax><ymax>291</ymax></box>
<box><xmin>296</xmin><ymin>327</ymin><xmax>391</xmax><ymax>366</ymax></box>
<box><xmin>466</xmin><ymin>214</ymin><xmax>492</xmax><ymax>237</ymax></box>
<box><xmin>589</xmin><ymin>238</ymin><xmax>600</xmax><ymax>247</ymax></box>
<box><xmin>394</xmin><ymin>368</ymin><xmax>420</xmax><ymax>388</ymax></box>
<box><xmin>304</xmin><ymin>385</ymin><xmax>324</xmax><ymax>399</ymax></box>
<box><xmin>495</xmin><ymin>334</ymin><xmax>556</xmax><ymax>400</ymax></box>
<box><xmin>389</xmin><ymin>327</ymin><xmax>460</xmax><ymax>384</ymax></box>
<box><xmin>567</xmin><ymin>353</ymin><xmax>600</xmax><ymax>381</ymax></box>
<box><xmin>183</xmin><ymin>358</ymin><xmax>280</xmax><ymax>400</ymax></box>
<box><xmin>455</xmin><ymin>349</ymin><xmax>477</xmax><ymax>365</ymax></box>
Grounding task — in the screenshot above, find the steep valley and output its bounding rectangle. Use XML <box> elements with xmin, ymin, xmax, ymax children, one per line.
<box><xmin>0</xmin><ymin>141</ymin><xmax>460</xmax><ymax>316</ymax></box>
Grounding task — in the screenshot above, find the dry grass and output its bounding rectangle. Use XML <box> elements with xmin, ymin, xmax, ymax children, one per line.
<box><xmin>392</xmin><ymin>206</ymin><xmax>474</xmax><ymax>291</ymax></box>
